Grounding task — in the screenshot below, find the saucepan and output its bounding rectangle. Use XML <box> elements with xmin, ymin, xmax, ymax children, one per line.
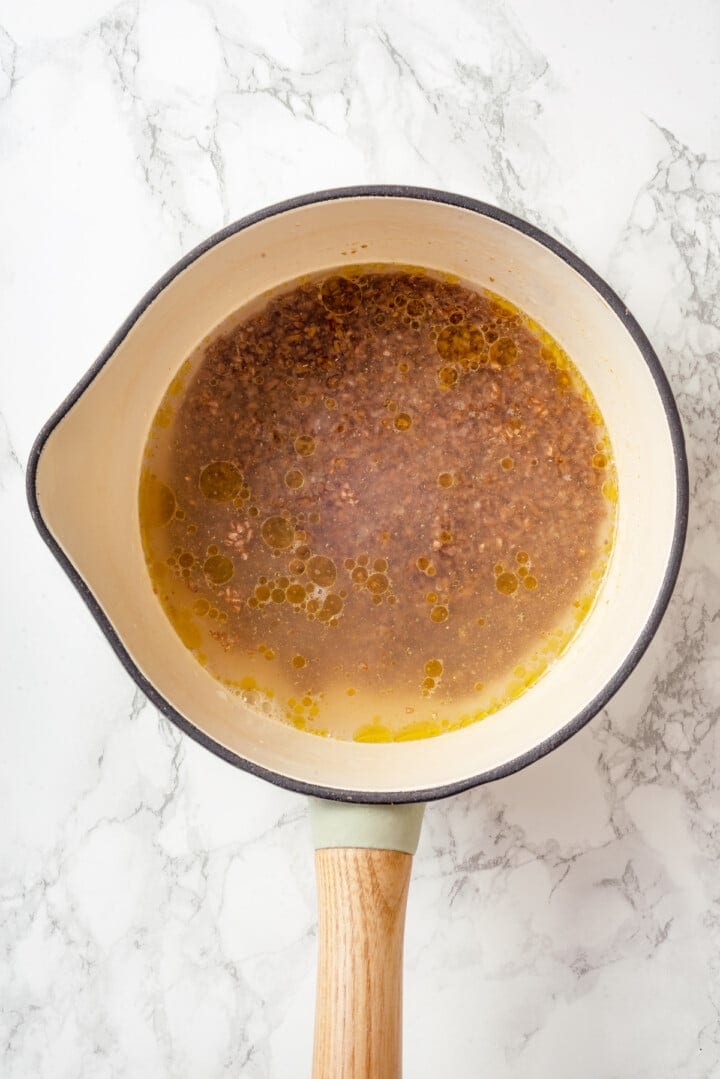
<box><xmin>28</xmin><ymin>187</ymin><xmax>688</xmax><ymax>1077</ymax></box>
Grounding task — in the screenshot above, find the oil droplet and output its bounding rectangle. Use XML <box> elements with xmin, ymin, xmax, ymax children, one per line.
<box><xmin>496</xmin><ymin>572</ymin><xmax>518</xmax><ymax>595</ymax></box>
<box><xmin>416</xmin><ymin>556</ymin><xmax>429</xmax><ymax>571</ymax></box>
<box><xmin>426</xmin><ymin>591</ymin><xmax>438</xmax><ymax>603</ymax></box>
<box><xmin>139</xmin><ymin>471</ymin><xmax>176</xmax><ymax>527</ymax></box>
<box><xmin>320</xmin><ymin>275</ymin><xmax>361</xmax><ymax>314</ymax></box>
<box><xmin>477</xmin><ymin>617</ymin><xmax>485</xmax><ymax>626</ymax></box>
<box><xmin>501</xmin><ymin>457</ymin><xmax>514</xmax><ymax>470</ymax></box>
<box><xmin>307</xmin><ymin>555</ymin><xmax>337</xmax><ymax>587</ymax></box>
<box><xmin>524</xmin><ymin>575</ymin><xmax>538</xmax><ymax>590</ymax></box>
<box><xmin>516</xmin><ymin>551</ymin><xmax>529</xmax><ymax>563</ymax></box>
<box><xmin>292</xmin><ymin>655</ymin><xmax>307</xmax><ymax>668</ymax></box>
<box><xmin>199</xmin><ymin>460</ymin><xmax>243</xmax><ymax>501</ymax></box>
<box><xmin>494</xmin><ymin>563</ymin><xmax>504</xmax><ymax>575</ymax></box>
<box><xmin>203</xmin><ymin>554</ymin><xmax>234</xmax><ymax>586</ymax></box>
<box><xmin>323</xmin><ymin>594</ymin><xmax>344</xmax><ymax>616</ymax></box>
<box><xmin>193</xmin><ymin>598</ymin><xmax>210</xmax><ymax>616</ymax></box>
<box><xmin>592</xmin><ymin>452</ymin><xmax>607</xmax><ymax>469</ymax></box>
<box><xmin>366</xmin><ymin>572</ymin><xmax>389</xmax><ymax>595</ymax></box>
<box><xmin>355</xmin><ymin>723</ymin><xmax>393</xmax><ymax>743</ymax></box>
<box><xmin>438</xmin><ymin>365</ymin><xmax>458</xmax><ymax>389</ymax></box>
<box><xmin>255</xmin><ymin>584</ymin><xmax>271</xmax><ymax>601</ymax></box>
<box><xmin>490</xmin><ymin>337</ymin><xmax>517</xmax><ymax>367</ymax></box>
<box><xmin>294</xmin><ymin>434</ymin><xmax>316</xmax><ymax>457</ymax></box>
<box><xmin>344</xmin><ymin>558</ymin><xmax>355</xmax><ymax>570</ymax></box>
<box><xmin>373</xmin><ymin>558</ymin><xmax>388</xmax><ymax>572</ymax></box>
<box><xmin>286</xmin><ymin>583</ymin><xmax>306</xmax><ymax>604</ymax></box>
<box><xmin>518</xmin><ymin>566</ymin><xmax>528</xmax><ymax>578</ymax></box>
<box><xmin>430</xmin><ymin>605</ymin><xmax>448</xmax><ymax>623</ymax></box>
<box><xmin>271</xmin><ymin>588</ymin><xmax>285</xmax><ymax>603</ymax></box>
<box><xmin>474</xmin><ymin>681</ymin><xmax>483</xmax><ymax>692</ymax></box>
<box><xmin>261</xmin><ymin>516</ymin><xmax>295</xmax><ymax>549</ymax></box>
<box><xmin>437</xmin><ymin>472</ymin><xmax>453</xmax><ymax>488</ymax></box>
<box><xmin>178</xmin><ymin>552</ymin><xmax>194</xmax><ymax>568</ymax></box>
<box><xmin>436</xmin><ymin>324</ymin><xmax>485</xmax><ymax>367</ymax></box>
<box><xmin>602</xmin><ymin>478</ymin><xmax>618</xmax><ymax>502</ymax></box>
<box><xmin>425</xmin><ymin>658</ymin><xmax>443</xmax><ymax>678</ymax></box>
<box><xmin>394</xmin><ymin>413</ymin><xmax>412</xmax><ymax>431</ymax></box>
<box><xmin>394</xmin><ymin>720</ymin><xmax>443</xmax><ymax>741</ymax></box>
<box><xmin>352</xmin><ymin>566</ymin><xmax>368</xmax><ymax>584</ymax></box>
<box><xmin>285</xmin><ymin>468</ymin><xmax>305</xmax><ymax>489</ymax></box>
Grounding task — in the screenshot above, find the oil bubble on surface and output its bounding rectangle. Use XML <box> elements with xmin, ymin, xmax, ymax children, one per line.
<box><xmin>199</xmin><ymin>461</ymin><xmax>243</xmax><ymax>501</ymax></box>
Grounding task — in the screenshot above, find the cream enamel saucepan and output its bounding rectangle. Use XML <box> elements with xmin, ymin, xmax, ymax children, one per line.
<box><xmin>28</xmin><ymin>188</ymin><xmax>688</xmax><ymax>1078</ymax></box>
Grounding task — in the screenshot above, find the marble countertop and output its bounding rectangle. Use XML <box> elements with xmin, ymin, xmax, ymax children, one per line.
<box><xmin>2</xmin><ymin>1</ymin><xmax>719</xmax><ymax>1075</ymax></box>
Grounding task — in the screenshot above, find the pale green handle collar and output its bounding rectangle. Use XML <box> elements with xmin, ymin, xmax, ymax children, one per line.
<box><xmin>309</xmin><ymin>798</ymin><xmax>426</xmax><ymax>854</ymax></box>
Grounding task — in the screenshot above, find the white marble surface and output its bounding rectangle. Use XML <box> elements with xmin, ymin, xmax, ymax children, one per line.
<box><xmin>2</xmin><ymin>0</ymin><xmax>719</xmax><ymax>1075</ymax></box>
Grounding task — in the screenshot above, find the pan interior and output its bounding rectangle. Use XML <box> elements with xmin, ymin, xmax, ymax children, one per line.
<box><xmin>34</xmin><ymin>194</ymin><xmax>681</xmax><ymax>797</ymax></box>
<box><xmin>139</xmin><ymin>264</ymin><xmax>616</xmax><ymax>747</ymax></box>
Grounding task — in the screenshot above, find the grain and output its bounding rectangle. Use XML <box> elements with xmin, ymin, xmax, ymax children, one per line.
<box><xmin>139</xmin><ymin>267</ymin><xmax>616</xmax><ymax>741</ymax></box>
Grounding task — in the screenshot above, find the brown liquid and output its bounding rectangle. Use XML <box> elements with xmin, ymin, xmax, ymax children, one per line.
<box><xmin>139</xmin><ymin>267</ymin><xmax>616</xmax><ymax>741</ymax></box>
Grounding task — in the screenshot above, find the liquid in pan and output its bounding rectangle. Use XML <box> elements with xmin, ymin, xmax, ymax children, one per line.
<box><xmin>139</xmin><ymin>267</ymin><xmax>617</xmax><ymax>742</ymax></box>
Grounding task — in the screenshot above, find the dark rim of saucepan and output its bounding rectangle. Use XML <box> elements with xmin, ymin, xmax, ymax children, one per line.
<box><xmin>27</xmin><ymin>185</ymin><xmax>689</xmax><ymax>804</ymax></box>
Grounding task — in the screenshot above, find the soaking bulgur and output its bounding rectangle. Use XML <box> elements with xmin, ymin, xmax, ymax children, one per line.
<box><xmin>139</xmin><ymin>267</ymin><xmax>616</xmax><ymax>742</ymax></box>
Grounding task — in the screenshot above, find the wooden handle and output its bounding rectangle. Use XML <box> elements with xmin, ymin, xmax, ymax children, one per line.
<box><xmin>313</xmin><ymin>847</ymin><xmax>413</xmax><ymax>1079</ymax></box>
